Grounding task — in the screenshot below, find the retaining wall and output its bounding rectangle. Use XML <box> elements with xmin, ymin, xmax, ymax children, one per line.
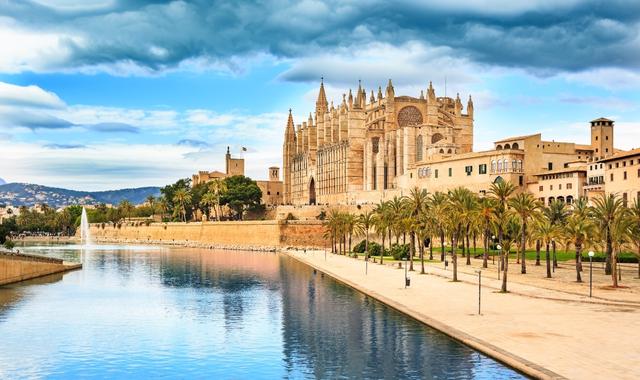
<box><xmin>0</xmin><ymin>253</ymin><xmax>78</xmax><ymax>286</ymax></box>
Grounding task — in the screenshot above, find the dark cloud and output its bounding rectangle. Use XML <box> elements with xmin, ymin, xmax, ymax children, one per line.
<box><xmin>2</xmin><ymin>0</ymin><xmax>639</xmax><ymax>77</ymax></box>
<box><xmin>0</xmin><ymin>111</ymin><xmax>74</xmax><ymax>129</ymax></box>
<box><xmin>43</xmin><ymin>143</ymin><xmax>86</xmax><ymax>149</ymax></box>
<box><xmin>176</xmin><ymin>138</ymin><xmax>210</xmax><ymax>148</ymax></box>
<box><xmin>86</xmin><ymin>122</ymin><xmax>140</xmax><ymax>133</ymax></box>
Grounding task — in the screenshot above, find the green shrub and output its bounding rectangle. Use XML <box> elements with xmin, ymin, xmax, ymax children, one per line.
<box><xmin>388</xmin><ymin>243</ymin><xmax>409</xmax><ymax>260</ymax></box>
<box><xmin>352</xmin><ymin>240</ymin><xmax>382</xmax><ymax>258</ymax></box>
<box><xmin>3</xmin><ymin>239</ymin><xmax>15</xmax><ymax>251</ymax></box>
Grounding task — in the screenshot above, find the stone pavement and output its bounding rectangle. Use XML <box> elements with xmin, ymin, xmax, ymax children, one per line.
<box><xmin>284</xmin><ymin>249</ymin><xmax>640</xmax><ymax>380</ymax></box>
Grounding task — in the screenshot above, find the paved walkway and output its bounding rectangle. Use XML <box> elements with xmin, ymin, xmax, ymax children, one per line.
<box><xmin>285</xmin><ymin>249</ymin><xmax>640</xmax><ymax>380</ymax></box>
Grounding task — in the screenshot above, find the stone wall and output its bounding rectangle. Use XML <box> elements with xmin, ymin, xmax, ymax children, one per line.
<box><xmin>90</xmin><ymin>220</ymin><xmax>330</xmax><ymax>249</ymax></box>
<box><xmin>0</xmin><ymin>253</ymin><xmax>74</xmax><ymax>286</ymax></box>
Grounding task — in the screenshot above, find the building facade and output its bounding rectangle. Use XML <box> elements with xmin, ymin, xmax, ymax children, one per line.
<box><xmin>192</xmin><ymin>147</ymin><xmax>283</xmax><ymax>207</ymax></box>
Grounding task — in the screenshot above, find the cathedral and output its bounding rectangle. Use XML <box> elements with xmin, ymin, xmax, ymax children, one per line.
<box><xmin>283</xmin><ymin>79</ymin><xmax>474</xmax><ymax>205</ymax></box>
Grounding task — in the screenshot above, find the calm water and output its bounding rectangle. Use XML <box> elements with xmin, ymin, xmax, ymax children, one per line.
<box><xmin>0</xmin><ymin>244</ymin><xmax>525</xmax><ymax>379</ymax></box>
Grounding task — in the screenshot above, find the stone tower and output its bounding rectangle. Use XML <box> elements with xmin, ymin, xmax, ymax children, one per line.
<box><xmin>590</xmin><ymin>118</ymin><xmax>614</xmax><ymax>161</ymax></box>
<box><xmin>282</xmin><ymin>110</ymin><xmax>296</xmax><ymax>204</ymax></box>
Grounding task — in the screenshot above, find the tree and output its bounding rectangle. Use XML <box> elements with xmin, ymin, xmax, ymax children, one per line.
<box><xmin>343</xmin><ymin>213</ymin><xmax>358</xmax><ymax>255</ymax></box>
<box><xmin>200</xmin><ymin>192</ymin><xmax>217</xmax><ymax>221</ymax></box>
<box><xmin>447</xmin><ymin>187</ymin><xmax>473</xmax><ymax>282</ymax></box>
<box><xmin>509</xmin><ymin>192</ymin><xmax>541</xmax><ymax>274</ymax></box>
<box><xmin>500</xmin><ymin>215</ymin><xmax>521</xmax><ymax>292</ymax></box>
<box><xmin>628</xmin><ymin>199</ymin><xmax>640</xmax><ymax>278</ymax></box>
<box><xmin>404</xmin><ymin>187</ymin><xmax>429</xmax><ymax>271</ymax></box>
<box><xmin>373</xmin><ymin>201</ymin><xmax>391</xmax><ymax>264</ymax></box>
<box><xmin>220</xmin><ymin>175</ymin><xmax>262</xmax><ymax>220</ymax></box>
<box><xmin>544</xmin><ymin>199</ymin><xmax>569</xmax><ymax>269</ymax></box>
<box><xmin>173</xmin><ymin>188</ymin><xmax>192</xmax><ymax>222</ymax></box>
<box><xmin>489</xmin><ymin>180</ymin><xmax>517</xmax><ymax>275</ymax></box>
<box><xmin>208</xmin><ymin>178</ymin><xmax>228</xmax><ymax>221</ymax></box>
<box><xmin>358</xmin><ymin>211</ymin><xmax>375</xmax><ymax>260</ymax></box>
<box><xmin>430</xmin><ymin>192</ymin><xmax>448</xmax><ymax>262</ymax></box>
<box><xmin>146</xmin><ymin>195</ymin><xmax>156</xmax><ymax>217</ymax></box>
<box><xmin>160</xmin><ymin>178</ymin><xmax>192</xmax><ymax>221</ymax></box>
<box><xmin>118</xmin><ymin>200</ymin><xmax>134</xmax><ymax>221</ymax></box>
<box><xmin>591</xmin><ymin>194</ymin><xmax>625</xmax><ymax>276</ymax></box>
<box><xmin>533</xmin><ymin>219</ymin><xmax>559</xmax><ymax>278</ymax></box>
<box><xmin>478</xmin><ymin>197</ymin><xmax>495</xmax><ymax>268</ymax></box>
<box><xmin>564</xmin><ymin>209</ymin><xmax>595</xmax><ymax>282</ymax></box>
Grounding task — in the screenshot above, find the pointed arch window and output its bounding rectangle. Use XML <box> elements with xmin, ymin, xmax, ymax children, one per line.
<box><xmin>491</xmin><ymin>160</ymin><xmax>496</xmax><ymax>172</ymax></box>
<box><xmin>416</xmin><ymin>135</ymin><xmax>423</xmax><ymax>161</ymax></box>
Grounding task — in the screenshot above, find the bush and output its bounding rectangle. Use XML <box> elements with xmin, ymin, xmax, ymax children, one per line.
<box><xmin>285</xmin><ymin>212</ymin><xmax>298</xmax><ymax>221</ymax></box>
<box><xmin>3</xmin><ymin>239</ymin><xmax>15</xmax><ymax>251</ymax></box>
<box><xmin>388</xmin><ymin>243</ymin><xmax>409</xmax><ymax>260</ymax></box>
<box><xmin>316</xmin><ymin>211</ymin><xmax>327</xmax><ymax>220</ymax></box>
<box><xmin>353</xmin><ymin>239</ymin><xmax>382</xmax><ymax>258</ymax></box>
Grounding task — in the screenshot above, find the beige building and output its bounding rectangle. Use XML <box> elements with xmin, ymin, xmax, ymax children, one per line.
<box><xmin>192</xmin><ymin>147</ymin><xmax>283</xmax><ymax>207</ymax></box>
<box><xmin>597</xmin><ymin>148</ymin><xmax>640</xmax><ymax>206</ymax></box>
<box><xmin>282</xmin><ymin>78</ymin><xmax>622</xmax><ymax>205</ymax></box>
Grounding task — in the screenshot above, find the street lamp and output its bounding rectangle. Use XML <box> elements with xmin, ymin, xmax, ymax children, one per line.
<box><xmin>491</xmin><ymin>235</ymin><xmax>496</xmax><ymax>264</ymax></box>
<box><xmin>443</xmin><ymin>242</ymin><xmax>448</xmax><ymax>271</ymax></box>
<box><xmin>475</xmin><ymin>270</ymin><xmax>482</xmax><ymax>315</ymax></box>
<box><xmin>496</xmin><ymin>244</ymin><xmax>502</xmax><ymax>280</ymax></box>
<box><xmin>588</xmin><ymin>251</ymin><xmax>594</xmax><ymax>297</ymax></box>
<box><xmin>404</xmin><ymin>253</ymin><xmax>410</xmax><ymax>288</ymax></box>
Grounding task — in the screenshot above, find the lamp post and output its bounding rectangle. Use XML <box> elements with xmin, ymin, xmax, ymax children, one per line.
<box><xmin>588</xmin><ymin>251</ymin><xmax>594</xmax><ymax>298</ymax></box>
<box><xmin>491</xmin><ymin>235</ymin><xmax>496</xmax><ymax>264</ymax></box>
<box><xmin>443</xmin><ymin>242</ymin><xmax>448</xmax><ymax>271</ymax></box>
<box><xmin>476</xmin><ymin>270</ymin><xmax>482</xmax><ymax>315</ymax></box>
<box><xmin>496</xmin><ymin>244</ymin><xmax>502</xmax><ymax>280</ymax></box>
<box><xmin>404</xmin><ymin>254</ymin><xmax>410</xmax><ymax>288</ymax></box>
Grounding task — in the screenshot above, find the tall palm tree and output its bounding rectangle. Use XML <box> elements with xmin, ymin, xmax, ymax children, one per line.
<box><xmin>324</xmin><ymin>209</ymin><xmax>342</xmax><ymax>254</ymax></box>
<box><xmin>200</xmin><ymin>192</ymin><xmax>217</xmax><ymax>221</ymax></box>
<box><xmin>430</xmin><ymin>191</ymin><xmax>448</xmax><ymax>261</ymax></box>
<box><xmin>146</xmin><ymin>195</ymin><xmax>156</xmax><ymax>218</ymax></box>
<box><xmin>447</xmin><ymin>187</ymin><xmax>472</xmax><ymax>282</ymax></box>
<box><xmin>156</xmin><ymin>197</ymin><xmax>168</xmax><ymax>221</ymax></box>
<box><xmin>478</xmin><ymin>197</ymin><xmax>495</xmax><ymax>268</ymax></box>
<box><xmin>532</xmin><ymin>219</ymin><xmax>559</xmax><ymax>278</ymax></box>
<box><xmin>118</xmin><ymin>200</ymin><xmax>135</xmax><ymax>221</ymax></box>
<box><xmin>545</xmin><ymin>199</ymin><xmax>569</xmax><ymax>269</ymax></box>
<box><xmin>564</xmin><ymin>211</ymin><xmax>594</xmax><ymax>282</ymax></box>
<box><xmin>172</xmin><ymin>189</ymin><xmax>192</xmax><ymax>222</ymax></box>
<box><xmin>208</xmin><ymin>178</ymin><xmax>228</xmax><ymax>221</ymax></box>
<box><xmin>628</xmin><ymin>199</ymin><xmax>640</xmax><ymax>278</ymax></box>
<box><xmin>509</xmin><ymin>192</ymin><xmax>541</xmax><ymax>274</ymax></box>
<box><xmin>500</xmin><ymin>215</ymin><xmax>520</xmax><ymax>292</ymax></box>
<box><xmin>373</xmin><ymin>201</ymin><xmax>390</xmax><ymax>264</ymax></box>
<box><xmin>609</xmin><ymin>212</ymin><xmax>631</xmax><ymax>287</ymax></box>
<box><xmin>404</xmin><ymin>187</ymin><xmax>430</xmax><ymax>271</ymax></box>
<box><xmin>489</xmin><ymin>180</ymin><xmax>517</xmax><ymax>274</ymax></box>
<box><xmin>358</xmin><ymin>211</ymin><xmax>375</xmax><ymax>260</ymax></box>
<box><xmin>591</xmin><ymin>194</ymin><xmax>625</xmax><ymax>275</ymax></box>
<box><xmin>460</xmin><ymin>191</ymin><xmax>478</xmax><ymax>265</ymax></box>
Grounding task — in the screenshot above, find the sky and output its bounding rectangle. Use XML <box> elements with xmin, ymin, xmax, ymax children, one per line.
<box><xmin>0</xmin><ymin>0</ymin><xmax>639</xmax><ymax>191</ymax></box>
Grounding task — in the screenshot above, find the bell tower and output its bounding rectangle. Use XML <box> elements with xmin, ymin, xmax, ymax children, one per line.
<box><xmin>590</xmin><ymin>118</ymin><xmax>614</xmax><ymax>161</ymax></box>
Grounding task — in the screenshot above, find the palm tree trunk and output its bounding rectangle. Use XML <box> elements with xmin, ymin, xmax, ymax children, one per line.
<box><xmin>440</xmin><ymin>231</ymin><xmax>445</xmax><ymax>261</ymax></box>
<box><xmin>612</xmin><ymin>250</ymin><xmax>618</xmax><ymax>287</ymax></box>
<box><xmin>429</xmin><ymin>236</ymin><xmax>433</xmax><ymax>260</ymax></box>
<box><xmin>575</xmin><ymin>242</ymin><xmax>582</xmax><ymax>282</ymax></box>
<box><xmin>420</xmin><ymin>240</ymin><xmax>425</xmax><ymax>274</ymax></box>
<box><xmin>605</xmin><ymin>233</ymin><xmax>612</xmax><ymax>275</ymax></box>
<box><xmin>473</xmin><ymin>231</ymin><xmax>477</xmax><ymax>258</ymax></box>
<box><xmin>546</xmin><ymin>243</ymin><xmax>552</xmax><ymax>278</ymax></box>
<box><xmin>365</xmin><ymin>230</ymin><xmax>369</xmax><ymax>261</ymax></box>
<box><xmin>466</xmin><ymin>225</ymin><xmax>471</xmax><ymax>265</ymax></box>
<box><xmin>502</xmin><ymin>248</ymin><xmax>509</xmax><ymax>292</ymax></box>
<box><xmin>409</xmin><ymin>232</ymin><xmax>415</xmax><ymax>271</ymax></box>
<box><xmin>452</xmin><ymin>234</ymin><xmax>458</xmax><ymax>282</ymax></box>
<box><xmin>552</xmin><ymin>240</ymin><xmax>558</xmax><ymax>268</ymax></box>
<box><xmin>380</xmin><ymin>234</ymin><xmax>385</xmax><ymax>264</ymax></box>
<box><xmin>348</xmin><ymin>233</ymin><xmax>352</xmax><ymax>256</ymax></box>
<box><xmin>536</xmin><ymin>240</ymin><xmax>541</xmax><ymax>266</ymax></box>
<box><xmin>521</xmin><ymin>222</ymin><xmax>527</xmax><ymax>274</ymax></box>
<box><xmin>483</xmin><ymin>230</ymin><xmax>488</xmax><ymax>268</ymax></box>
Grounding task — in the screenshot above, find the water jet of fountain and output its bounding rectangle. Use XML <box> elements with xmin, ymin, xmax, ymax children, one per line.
<box><xmin>80</xmin><ymin>207</ymin><xmax>92</xmax><ymax>246</ymax></box>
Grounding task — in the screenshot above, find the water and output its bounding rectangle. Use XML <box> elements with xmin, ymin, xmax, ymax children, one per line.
<box><xmin>0</xmin><ymin>245</ymin><xmax>526</xmax><ymax>379</ymax></box>
<box><xmin>80</xmin><ymin>207</ymin><xmax>92</xmax><ymax>246</ymax></box>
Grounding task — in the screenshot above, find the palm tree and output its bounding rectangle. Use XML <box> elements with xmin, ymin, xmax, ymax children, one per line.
<box><xmin>489</xmin><ymin>180</ymin><xmax>517</xmax><ymax>274</ymax></box>
<box><xmin>564</xmin><ymin>210</ymin><xmax>595</xmax><ymax>282</ymax></box>
<box><xmin>118</xmin><ymin>200</ymin><xmax>135</xmax><ymax>221</ymax></box>
<box><xmin>156</xmin><ymin>197</ymin><xmax>168</xmax><ymax>221</ymax></box>
<box><xmin>415</xmin><ymin>206</ymin><xmax>435</xmax><ymax>274</ymax></box>
<box><xmin>460</xmin><ymin>191</ymin><xmax>478</xmax><ymax>265</ymax></box>
<box><xmin>609</xmin><ymin>212</ymin><xmax>631</xmax><ymax>287</ymax></box>
<box><xmin>591</xmin><ymin>194</ymin><xmax>625</xmax><ymax>275</ymax></box>
<box><xmin>324</xmin><ymin>209</ymin><xmax>342</xmax><ymax>254</ymax></box>
<box><xmin>532</xmin><ymin>219</ymin><xmax>559</xmax><ymax>278</ymax></box>
<box><xmin>200</xmin><ymin>192</ymin><xmax>217</xmax><ymax>221</ymax></box>
<box><xmin>173</xmin><ymin>188</ymin><xmax>192</xmax><ymax>222</ymax></box>
<box><xmin>447</xmin><ymin>187</ymin><xmax>472</xmax><ymax>282</ymax></box>
<box><xmin>208</xmin><ymin>178</ymin><xmax>228</xmax><ymax>221</ymax></box>
<box><xmin>404</xmin><ymin>187</ymin><xmax>430</xmax><ymax>271</ymax></box>
<box><xmin>509</xmin><ymin>192</ymin><xmax>541</xmax><ymax>274</ymax></box>
<box><xmin>373</xmin><ymin>203</ymin><xmax>387</xmax><ymax>264</ymax></box>
<box><xmin>478</xmin><ymin>197</ymin><xmax>495</xmax><ymax>268</ymax></box>
<box><xmin>343</xmin><ymin>213</ymin><xmax>358</xmax><ymax>255</ymax></box>
<box><xmin>430</xmin><ymin>191</ymin><xmax>448</xmax><ymax>261</ymax></box>
<box><xmin>628</xmin><ymin>199</ymin><xmax>640</xmax><ymax>278</ymax></box>
<box><xmin>500</xmin><ymin>215</ymin><xmax>520</xmax><ymax>292</ymax></box>
<box><xmin>146</xmin><ymin>195</ymin><xmax>156</xmax><ymax>218</ymax></box>
<box><xmin>358</xmin><ymin>211</ymin><xmax>375</xmax><ymax>258</ymax></box>
<box><xmin>545</xmin><ymin>199</ymin><xmax>569</xmax><ymax>269</ymax></box>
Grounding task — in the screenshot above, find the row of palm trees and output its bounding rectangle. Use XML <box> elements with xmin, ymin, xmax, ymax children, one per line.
<box><xmin>324</xmin><ymin>181</ymin><xmax>640</xmax><ymax>292</ymax></box>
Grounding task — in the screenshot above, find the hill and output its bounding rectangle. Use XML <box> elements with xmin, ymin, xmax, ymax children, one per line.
<box><xmin>0</xmin><ymin>183</ymin><xmax>161</xmax><ymax>208</ymax></box>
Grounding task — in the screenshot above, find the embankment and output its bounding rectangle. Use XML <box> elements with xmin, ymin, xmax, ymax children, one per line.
<box><xmin>0</xmin><ymin>253</ymin><xmax>81</xmax><ymax>286</ymax></box>
<box><xmin>90</xmin><ymin>220</ymin><xmax>329</xmax><ymax>250</ymax></box>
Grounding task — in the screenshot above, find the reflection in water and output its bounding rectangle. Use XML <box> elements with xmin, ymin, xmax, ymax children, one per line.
<box><xmin>0</xmin><ymin>245</ymin><xmax>524</xmax><ymax>379</ymax></box>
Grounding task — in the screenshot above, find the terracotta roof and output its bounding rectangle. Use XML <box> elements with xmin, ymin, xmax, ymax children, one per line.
<box><xmin>494</xmin><ymin>134</ymin><xmax>540</xmax><ymax>144</ymax></box>
<box><xmin>599</xmin><ymin>148</ymin><xmax>640</xmax><ymax>163</ymax></box>
<box><xmin>533</xmin><ymin>165</ymin><xmax>587</xmax><ymax>176</ymax></box>
<box><xmin>591</xmin><ymin>117</ymin><xmax>613</xmax><ymax>123</ymax></box>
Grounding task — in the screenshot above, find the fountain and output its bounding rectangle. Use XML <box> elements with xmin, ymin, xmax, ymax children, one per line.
<box><xmin>80</xmin><ymin>207</ymin><xmax>92</xmax><ymax>246</ymax></box>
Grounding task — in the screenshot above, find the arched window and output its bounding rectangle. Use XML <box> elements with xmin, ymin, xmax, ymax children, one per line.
<box><xmin>557</xmin><ymin>196</ymin><xmax>565</xmax><ymax>203</ymax></box>
<box><xmin>512</xmin><ymin>160</ymin><xmax>517</xmax><ymax>172</ymax></box>
<box><xmin>548</xmin><ymin>197</ymin><xmax>555</xmax><ymax>205</ymax></box>
<box><xmin>447</xmin><ymin>148</ymin><xmax>452</xmax><ymax>154</ymax></box>
<box><xmin>496</xmin><ymin>145</ymin><xmax>503</xmax><ymax>150</ymax></box>
<box><xmin>504</xmin><ymin>143</ymin><xmax>511</xmax><ymax>149</ymax></box>
<box><xmin>497</xmin><ymin>160</ymin><xmax>503</xmax><ymax>172</ymax></box>
<box><xmin>503</xmin><ymin>159</ymin><xmax>508</xmax><ymax>172</ymax></box>
<box><xmin>431</xmin><ymin>133</ymin><xmax>444</xmax><ymax>144</ymax></box>
<box><xmin>566</xmin><ymin>196</ymin><xmax>574</xmax><ymax>204</ymax></box>
<box><xmin>518</xmin><ymin>160</ymin><xmax>523</xmax><ymax>171</ymax></box>
<box><xmin>439</xmin><ymin>148</ymin><xmax>445</xmax><ymax>154</ymax></box>
<box><xmin>491</xmin><ymin>160</ymin><xmax>496</xmax><ymax>172</ymax></box>
<box><xmin>512</xmin><ymin>142</ymin><xmax>519</xmax><ymax>150</ymax></box>
<box><xmin>416</xmin><ymin>135</ymin><xmax>423</xmax><ymax>161</ymax></box>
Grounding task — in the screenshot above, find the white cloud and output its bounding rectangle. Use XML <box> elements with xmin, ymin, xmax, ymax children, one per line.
<box><xmin>564</xmin><ymin>68</ymin><xmax>640</xmax><ymax>90</ymax></box>
<box><xmin>0</xmin><ymin>82</ymin><xmax>66</xmax><ymax>109</ymax></box>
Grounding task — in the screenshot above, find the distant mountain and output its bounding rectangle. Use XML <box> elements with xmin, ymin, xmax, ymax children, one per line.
<box><xmin>0</xmin><ymin>183</ymin><xmax>161</xmax><ymax>208</ymax></box>
<box><xmin>0</xmin><ymin>178</ymin><xmax>5</xmax><ymax>185</ymax></box>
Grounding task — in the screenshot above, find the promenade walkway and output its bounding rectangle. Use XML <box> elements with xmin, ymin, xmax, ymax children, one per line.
<box><xmin>285</xmin><ymin>249</ymin><xmax>640</xmax><ymax>380</ymax></box>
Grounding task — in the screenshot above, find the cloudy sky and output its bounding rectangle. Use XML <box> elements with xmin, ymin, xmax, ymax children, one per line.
<box><xmin>1</xmin><ymin>0</ymin><xmax>639</xmax><ymax>190</ymax></box>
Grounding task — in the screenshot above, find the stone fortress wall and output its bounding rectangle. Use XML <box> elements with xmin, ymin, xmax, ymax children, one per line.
<box><xmin>90</xmin><ymin>220</ymin><xmax>330</xmax><ymax>249</ymax></box>
<box><xmin>0</xmin><ymin>253</ymin><xmax>79</xmax><ymax>286</ymax></box>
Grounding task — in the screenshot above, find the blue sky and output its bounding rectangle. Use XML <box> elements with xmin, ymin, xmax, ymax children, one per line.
<box><xmin>0</xmin><ymin>0</ymin><xmax>639</xmax><ymax>190</ymax></box>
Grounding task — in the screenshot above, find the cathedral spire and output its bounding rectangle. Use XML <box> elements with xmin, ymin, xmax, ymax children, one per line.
<box><xmin>348</xmin><ymin>89</ymin><xmax>353</xmax><ymax>109</ymax></box>
<box><xmin>377</xmin><ymin>86</ymin><xmax>383</xmax><ymax>100</ymax></box>
<box><xmin>285</xmin><ymin>108</ymin><xmax>295</xmax><ymax>140</ymax></box>
<box><xmin>316</xmin><ymin>77</ymin><xmax>328</xmax><ymax>114</ymax></box>
<box><xmin>427</xmin><ymin>81</ymin><xmax>436</xmax><ymax>102</ymax></box>
<box><xmin>370</xmin><ymin>90</ymin><xmax>375</xmax><ymax>103</ymax></box>
<box><xmin>386</xmin><ymin>79</ymin><xmax>394</xmax><ymax>98</ymax></box>
<box><xmin>467</xmin><ymin>95</ymin><xmax>474</xmax><ymax>118</ymax></box>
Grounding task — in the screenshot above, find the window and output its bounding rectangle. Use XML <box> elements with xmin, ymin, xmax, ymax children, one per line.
<box><xmin>559</xmin><ymin>184</ymin><xmax>562</xmax><ymax>190</ymax></box>
<box><xmin>624</xmin><ymin>171</ymin><xmax>627</xmax><ymax>180</ymax></box>
<box><xmin>567</xmin><ymin>183</ymin><xmax>572</xmax><ymax>190</ymax></box>
<box><xmin>606</xmin><ymin>136</ymin><xmax>609</xmax><ymax>140</ymax></box>
<box><xmin>519</xmin><ymin>176</ymin><xmax>523</xmax><ymax>186</ymax></box>
<box><xmin>616</xmin><ymin>162</ymin><xmax>619</xmax><ymax>168</ymax></box>
<box><xmin>638</xmin><ymin>168</ymin><xmax>640</xmax><ymax>178</ymax></box>
<box><xmin>491</xmin><ymin>160</ymin><xmax>496</xmax><ymax>172</ymax></box>
<box><xmin>503</xmin><ymin>159</ymin><xmax>508</xmax><ymax>172</ymax></box>
<box><xmin>479</xmin><ymin>164</ymin><xmax>487</xmax><ymax>174</ymax></box>
<box><xmin>609</xmin><ymin>164</ymin><xmax>612</xmax><ymax>169</ymax></box>
<box><xmin>465</xmin><ymin>165</ymin><xmax>472</xmax><ymax>176</ymax></box>
<box><xmin>610</xmin><ymin>173</ymin><xmax>614</xmax><ymax>181</ymax></box>
<box><xmin>596</xmin><ymin>136</ymin><xmax>598</xmax><ymax>141</ymax></box>
<box><xmin>416</xmin><ymin>135</ymin><xmax>423</xmax><ymax>161</ymax></box>
<box><xmin>547</xmin><ymin>162</ymin><xmax>554</xmax><ymax>170</ymax></box>
<box><xmin>550</xmin><ymin>185</ymin><xmax>553</xmax><ymax>190</ymax></box>
<box><xmin>512</xmin><ymin>142</ymin><xmax>519</xmax><ymax>149</ymax></box>
<box><xmin>448</xmin><ymin>168</ymin><xmax>452</xmax><ymax>177</ymax></box>
<box><xmin>267</xmin><ymin>191</ymin><xmax>271</xmax><ymax>195</ymax></box>
<box><xmin>497</xmin><ymin>160</ymin><xmax>503</xmax><ymax>172</ymax></box>
<box><xmin>435</xmin><ymin>169</ymin><xmax>438</xmax><ymax>178</ymax></box>
<box><xmin>623</xmin><ymin>193</ymin><xmax>628</xmax><ymax>207</ymax></box>
<box><xmin>623</xmin><ymin>161</ymin><xmax>627</xmax><ymax>167</ymax></box>
<box><xmin>539</xmin><ymin>185</ymin><xmax>543</xmax><ymax>191</ymax></box>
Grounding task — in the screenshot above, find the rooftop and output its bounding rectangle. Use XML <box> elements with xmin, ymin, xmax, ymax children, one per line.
<box><xmin>598</xmin><ymin>148</ymin><xmax>640</xmax><ymax>163</ymax></box>
<box><xmin>494</xmin><ymin>134</ymin><xmax>540</xmax><ymax>144</ymax></box>
<box><xmin>533</xmin><ymin>165</ymin><xmax>587</xmax><ymax>176</ymax></box>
